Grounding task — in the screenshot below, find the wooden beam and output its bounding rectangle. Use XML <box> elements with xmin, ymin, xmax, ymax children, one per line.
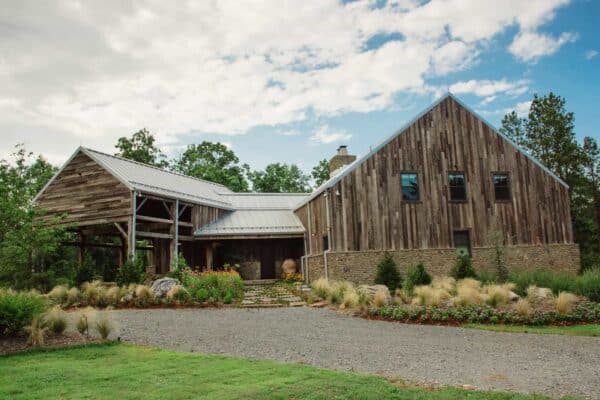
<box><xmin>63</xmin><ymin>241</ymin><xmax>153</xmax><ymax>250</ymax></box>
<box><xmin>113</xmin><ymin>222</ymin><xmax>127</xmax><ymax>239</ymax></box>
<box><xmin>137</xmin><ymin>231</ymin><xmax>173</xmax><ymax>239</ymax></box>
<box><xmin>135</xmin><ymin>196</ymin><xmax>148</xmax><ymax>212</ymax></box>
<box><xmin>195</xmin><ymin>234</ymin><xmax>305</xmax><ymax>240</ymax></box>
<box><xmin>178</xmin><ymin>221</ymin><xmax>193</xmax><ymax>227</ymax></box>
<box><xmin>161</xmin><ymin>200</ymin><xmax>173</xmax><ymax>218</ymax></box>
<box><xmin>137</xmin><ymin>215</ymin><xmax>173</xmax><ymax>225</ymax></box>
<box><xmin>178</xmin><ymin>204</ymin><xmax>189</xmax><ymax>218</ymax></box>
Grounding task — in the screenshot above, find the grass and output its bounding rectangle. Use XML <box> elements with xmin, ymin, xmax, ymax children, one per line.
<box><xmin>0</xmin><ymin>343</ymin><xmax>568</xmax><ymax>400</ymax></box>
<box><xmin>464</xmin><ymin>323</ymin><xmax>600</xmax><ymax>337</ymax></box>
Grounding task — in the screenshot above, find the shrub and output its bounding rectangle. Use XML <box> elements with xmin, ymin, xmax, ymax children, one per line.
<box><xmin>477</xmin><ymin>270</ymin><xmax>497</xmax><ymax>284</ymax></box>
<box><xmin>454</xmin><ymin>286</ymin><xmax>483</xmax><ymax>306</ymax></box>
<box><xmin>374</xmin><ymin>253</ymin><xmax>402</xmax><ymax>291</ymax></box>
<box><xmin>195</xmin><ymin>288</ymin><xmax>209</xmax><ymax>303</ymax></box>
<box><xmin>66</xmin><ymin>287</ymin><xmax>81</xmax><ymax>306</ymax></box>
<box><xmin>25</xmin><ymin>315</ymin><xmax>47</xmax><ymax>347</ymax></box>
<box><xmin>0</xmin><ymin>290</ymin><xmax>46</xmax><ymax>336</ymax></box>
<box><xmin>95</xmin><ymin>314</ymin><xmax>113</xmax><ymax>340</ymax></box>
<box><xmin>48</xmin><ymin>285</ymin><xmax>69</xmax><ymax>304</ymax></box>
<box><xmin>339</xmin><ymin>287</ymin><xmax>359</xmax><ymax>309</ymax></box>
<box><xmin>46</xmin><ymin>306</ymin><xmax>67</xmax><ymax>335</ymax></box>
<box><xmin>372</xmin><ymin>287</ymin><xmax>389</xmax><ymax>307</ymax></box>
<box><xmin>116</xmin><ymin>256</ymin><xmax>144</xmax><ymax>286</ymax></box>
<box><xmin>575</xmin><ymin>268</ymin><xmax>600</xmax><ymax>302</ymax></box>
<box><xmin>167</xmin><ymin>285</ymin><xmax>191</xmax><ymax>304</ymax></box>
<box><xmin>76</xmin><ymin>314</ymin><xmax>89</xmax><ymax>336</ymax></box>
<box><xmin>405</xmin><ymin>263</ymin><xmax>431</xmax><ymax>293</ymax></box>
<box><xmin>312</xmin><ymin>278</ymin><xmax>330</xmax><ymax>299</ymax></box>
<box><xmin>413</xmin><ymin>286</ymin><xmax>450</xmax><ymax>307</ymax></box>
<box><xmin>134</xmin><ymin>285</ymin><xmax>154</xmax><ymax>307</ymax></box>
<box><xmin>81</xmin><ymin>281</ymin><xmax>103</xmax><ymax>306</ymax></box>
<box><xmin>483</xmin><ymin>284</ymin><xmax>511</xmax><ymax>308</ymax></box>
<box><xmin>223</xmin><ymin>290</ymin><xmax>234</xmax><ymax>304</ymax></box>
<box><xmin>75</xmin><ymin>254</ymin><xmax>97</xmax><ymax>286</ymax></box>
<box><xmin>168</xmin><ymin>254</ymin><xmax>189</xmax><ymax>281</ymax></box>
<box><xmin>431</xmin><ymin>276</ymin><xmax>455</xmax><ymax>293</ymax></box>
<box><xmin>450</xmin><ymin>255</ymin><xmax>477</xmax><ymax>280</ymax></box>
<box><xmin>357</xmin><ymin>287</ymin><xmax>371</xmax><ymax>306</ymax></box>
<box><xmin>182</xmin><ymin>270</ymin><xmax>243</xmax><ymax>303</ymax></box>
<box><xmin>555</xmin><ymin>292</ymin><xmax>578</xmax><ymax>314</ymax></box>
<box><xmin>515</xmin><ymin>299</ymin><xmax>532</xmax><ymax>316</ymax></box>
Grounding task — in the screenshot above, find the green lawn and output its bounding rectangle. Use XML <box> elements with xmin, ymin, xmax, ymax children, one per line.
<box><xmin>0</xmin><ymin>343</ymin><xmax>571</xmax><ymax>400</ymax></box>
<box><xmin>464</xmin><ymin>323</ymin><xmax>600</xmax><ymax>337</ymax></box>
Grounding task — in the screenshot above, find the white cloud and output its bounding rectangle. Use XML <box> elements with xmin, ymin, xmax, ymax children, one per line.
<box><xmin>310</xmin><ymin>125</ymin><xmax>352</xmax><ymax>144</ymax></box>
<box><xmin>449</xmin><ymin>79</ymin><xmax>530</xmax><ymax>97</ymax></box>
<box><xmin>509</xmin><ymin>30</ymin><xmax>578</xmax><ymax>63</ymax></box>
<box><xmin>513</xmin><ymin>101</ymin><xmax>532</xmax><ymax>117</ymax></box>
<box><xmin>0</xmin><ymin>0</ymin><xmax>573</xmax><ymax>162</ymax></box>
<box><xmin>585</xmin><ymin>50</ymin><xmax>598</xmax><ymax>60</ymax></box>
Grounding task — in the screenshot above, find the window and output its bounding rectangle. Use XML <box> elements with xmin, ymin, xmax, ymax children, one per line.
<box><xmin>401</xmin><ymin>173</ymin><xmax>419</xmax><ymax>201</ymax></box>
<box><xmin>492</xmin><ymin>173</ymin><xmax>511</xmax><ymax>201</ymax></box>
<box><xmin>453</xmin><ymin>230</ymin><xmax>471</xmax><ymax>257</ymax></box>
<box><xmin>448</xmin><ymin>172</ymin><xmax>467</xmax><ymax>201</ymax></box>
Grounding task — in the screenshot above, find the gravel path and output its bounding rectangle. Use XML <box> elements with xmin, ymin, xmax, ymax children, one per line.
<box><xmin>109</xmin><ymin>308</ymin><xmax>599</xmax><ymax>399</ymax></box>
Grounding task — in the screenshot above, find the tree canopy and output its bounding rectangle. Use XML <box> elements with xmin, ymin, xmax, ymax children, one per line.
<box><xmin>170</xmin><ymin>142</ymin><xmax>249</xmax><ymax>192</ymax></box>
<box><xmin>115</xmin><ymin>128</ymin><xmax>168</xmax><ymax>168</ymax></box>
<box><xmin>248</xmin><ymin>163</ymin><xmax>311</xmax><ymax>193</ymax></box>
<box><xmin>311</xmin><ymin>159</ymin><xmax>330</xmax><ymax>187</ymax></box>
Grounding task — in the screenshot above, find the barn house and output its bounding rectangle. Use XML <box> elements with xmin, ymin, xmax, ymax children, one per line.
<box><xmin>34</xmin><ymin>94</ymin><xmax>579</xmax><ymax>282</ymax></box>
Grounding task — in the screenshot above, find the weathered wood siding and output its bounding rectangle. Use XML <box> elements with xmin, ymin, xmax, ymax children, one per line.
<box><xmin>298</xmin><ymin>96</ymin><xmax>573</xmax><ymax>254</ymax></box>
<box><xmin>35</xmin><ymin>152</ymin><xmax>132</xmax><ymax>226</ymax></box>
<box><xmin>192</xmin><ymin>204</ymin><xmax>228</xmax><ymax>231</ymax></box>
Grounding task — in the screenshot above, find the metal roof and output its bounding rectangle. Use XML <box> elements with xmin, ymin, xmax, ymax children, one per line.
<box><xmin>195</xmin><ymin>209</ymin><xmax>305</xmax><ymax>236</ymax></box>
<box><xmin>81</xmin><ymin>148</ymin><xmax>235</xmax><ymax>209</ymax></box>
<box><xmin>219</xmin><ymin>193</ymin><xmax>308</xmax><ymax>209</ymax></box>
<box><xmin>294</xmin><ymin>92</ymin><xmax>568</xmax><ymax>210</ymax></box>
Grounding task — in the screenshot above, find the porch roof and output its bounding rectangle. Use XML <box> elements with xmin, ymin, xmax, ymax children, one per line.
<box><xmin>194</xmin><ymin>209</ymin><xmax>305</xmax><ymax>237</ymax></box>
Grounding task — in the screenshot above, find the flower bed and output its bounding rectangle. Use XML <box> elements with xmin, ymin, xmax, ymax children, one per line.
<box><xmin>368</xmin><ymin>302</ymin><xmax>600</xmax><ymax>326</ymax></box>
<box><xmin>181</xmin><ymin>270</ymin><xmax>244</xmax><ymax>304</ymax></box>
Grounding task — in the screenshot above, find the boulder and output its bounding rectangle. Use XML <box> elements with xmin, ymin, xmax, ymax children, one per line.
<box><xmin>281</xmin><ymin>259</ymin><xmax>297</xmax><ymax>275</ymax></box>
<box><xmin>151</xmin><ymin>277</ymin><xmax>181</xmax><ymax>298</ymax></box>
<box><xmin>358</xmin><ymin>284</ymin><xmax>391</xmax><ymax>303</ymax></box>
<box><xmin>508</xmin><ymin>291</ymin><xmax>520</xmax><ymax>302</ymax></box>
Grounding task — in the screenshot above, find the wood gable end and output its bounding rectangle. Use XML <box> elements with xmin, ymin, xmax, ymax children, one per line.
<box><xmin>35</xmin><ymin>150</ymin><xmax>132</xmax><ymax>226</ymax></box>
<box><xmin>297</xmin><ymin>95</ymin><xmax>573</xmax><ymax>255</ymax></box>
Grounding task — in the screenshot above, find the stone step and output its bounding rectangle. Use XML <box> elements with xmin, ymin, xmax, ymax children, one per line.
<box><xmin>241</xmin><ymin>303</ymin><xmax>284</xmax><ymax>308</ymax></box>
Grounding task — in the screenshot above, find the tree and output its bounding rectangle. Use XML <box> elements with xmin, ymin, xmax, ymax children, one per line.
<box><xmin>248</xmin><ymin>163</ymin><xmax>310</xmax><ymax>193</ymax></box>
<box><xmin>170</xmin><ymin>142</ymin><xmax>249</xmax><ymax>192</ymax></box>
<box><xmin>524</xmin><ymin>93</ymin><xmax>583</xmax><ymax>185</ymax></box>
<box><xmin>499</xmin><ymin>111</ymin><xmax>527</xmax><ymax>147</ymax></box>
<box><xmin>311</xmin><ymin>159</ymin><xmax>330</xmax><ymax>187</ymax></box>
<box><xmin>0</xmin><ymin>145</ymin><xmax>69</xmax><ymax>289</ymax></box>
<box><xmin>581</xmin><ymin>137</ymin><xmax>600</xmax><ymax>257</ymax></box>
<box><xmin>374</xmin><ymin>253</ymin><xmax>402</xmax><ymax>291</ymax></box>
<box><xmin>115</xmin><ymin>128</ymin><xmax>167</xmax><ymax>168</ymax></box>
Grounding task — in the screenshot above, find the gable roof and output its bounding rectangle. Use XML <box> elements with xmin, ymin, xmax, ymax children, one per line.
<box><xmin>294</xmin><ymin>93</ymin><xmax>568</xmax><ymax>210</ymax></box>
<box><xmin>34</xmin><ymin>147</ymin><xmax>235</xmax><ymax>209</ymax></box>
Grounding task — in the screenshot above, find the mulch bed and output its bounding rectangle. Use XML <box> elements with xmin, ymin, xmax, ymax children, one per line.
<box><xmin>0</xmin><ymin>332</ymin><xmax>95</xmax><ymax>356</ymax></box>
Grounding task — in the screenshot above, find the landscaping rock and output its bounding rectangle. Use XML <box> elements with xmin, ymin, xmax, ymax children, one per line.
<box><xmin>281</xmin><ymin>259</ymin><xmax>297</xmax><ymax>274</ymax></box>
<box><xmin>150</xmin><ymin>277</ymin><xmax>180</xmax><ymax>298</ymax></box>
<box><xmin>508</xmin><ymin>291</ymin><xmax>520</xmax><ymax>302</ymax></box>
<box><xmin>359</xmin><ymin>284</ymin><xmax>391</xmax><ymax>303</ymax></box>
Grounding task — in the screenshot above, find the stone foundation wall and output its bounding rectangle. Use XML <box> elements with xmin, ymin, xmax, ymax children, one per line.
<box><xmin>305</xmin><ymin>244</ymin><xmax>580</xmax><ymax>284</ymax></box>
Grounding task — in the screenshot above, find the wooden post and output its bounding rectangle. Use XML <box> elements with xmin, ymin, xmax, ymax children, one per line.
<box><xmin>205</xmin><ymin>243</ymin><xmax>213</xmax><ymax>271</ymax></box>
<box><xmin>78</xmin><ymin>232</ymin><xmax>86</xmax><ymax>265</ymax></box>
<box><xmin>168</xmin><ymin>201</ymin><xmax>177</xmax><ymax>271</ymax></box>
<box><xmin>130</xmin><ymin>192</ymin><xmax>137</xmax><ymax>259</ymax></box>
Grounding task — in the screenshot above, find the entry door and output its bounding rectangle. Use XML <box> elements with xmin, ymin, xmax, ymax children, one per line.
<box><xmin>260</xmin><ymin>247</ymin><xmax>276</xmax><ymax>279</ymax></box>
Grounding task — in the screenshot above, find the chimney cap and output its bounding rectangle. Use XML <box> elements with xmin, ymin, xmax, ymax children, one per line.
<box><xmin>336</xmin><ymin>145</ymin><xmax>348</xmax><ymax>155</ymax></box>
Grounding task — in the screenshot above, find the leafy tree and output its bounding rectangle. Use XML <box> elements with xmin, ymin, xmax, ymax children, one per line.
<box><xmin>499</xmin><ymin>111</ymin><xmax>526</xmax><ymax>147</ymax></box>
<box><xmin>0</xmin><ymin>145</ymin><xmax>69</xmax><ymax>289</ymax></box>
<box><xmin>311</xmin><ymin>159</ymin><xmax>330</xmax><ymax>187</ymax></box>
<box><xmin>374</xmin><ymin>252</ymin><xmax>402</xmax><ymax>291</ymax></box>
<box><xmin>248</xmin><ymin>163</ymin><xmax>310</xmax><ymax>193</ymax></box>
<box><xmin>115</xmin><ymin>128</ymin><xmax>167</xmax><ymax>168</ymax></box>
<box><xmin>171</xmin><ymin>142</ymin><xmax>249</xmax><ymax>192</ymax></box>
<box><xmin>524</xmin><ymin>93</ymin><xmax>583</xmax><ymax>184</ymax></box>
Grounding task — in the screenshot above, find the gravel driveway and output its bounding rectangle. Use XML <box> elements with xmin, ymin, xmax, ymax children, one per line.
<box><xmin>108</xmin><ymin>308</ymin><xmax>599</xmax><ymax>399</ymax></box>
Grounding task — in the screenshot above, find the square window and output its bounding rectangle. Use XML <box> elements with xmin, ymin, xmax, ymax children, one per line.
<box><xmin>401</xmin><ymin>173</ymin><xmax>419</xmax><ymax>201</ymax></box>
<box><xmin>448</xmin><ymin>172</ymin><xmax>467</xmax><ymax>201</ymax></box>
<box><xmin>492</xmin><ymin>173</ymin><xmax>511</xmax><ymax>201</ymax></box>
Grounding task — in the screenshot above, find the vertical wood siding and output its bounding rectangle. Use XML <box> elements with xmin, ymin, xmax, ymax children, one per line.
<box><xmin>35</xmin><ymin>152</ymin><xmax>132</xmax><ymax>225</ymax></box>
<box><xmin>297</xmin><ymin>97</ymin><xmax>573</xmax><ymax>254</ymax></box>
<box><xmin>192</xmin><ymin>205</ymin><xmax>228</xmax><ymax>231</ymax></box>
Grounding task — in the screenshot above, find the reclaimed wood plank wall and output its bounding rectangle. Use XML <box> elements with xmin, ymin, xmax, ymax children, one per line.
<box><xmin>192</xmin><ymin>204</ymin><xmax>228</xmax><ymax>231</ymax></box>
<box><xmin>35</xmin><ymin>152</ymin><xmax>132</xmax><ymax>226</ymax></box>
<box><xmin>297</xmin><ymin>96</ymin><xmax>573</xmax><ymax>254</ymax></box>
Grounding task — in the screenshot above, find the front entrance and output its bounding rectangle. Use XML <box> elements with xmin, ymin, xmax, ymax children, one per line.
<box><xmin>205</xmin><ymin>237</ymin><xmax>304</xmax><ymax>280</ymax></box>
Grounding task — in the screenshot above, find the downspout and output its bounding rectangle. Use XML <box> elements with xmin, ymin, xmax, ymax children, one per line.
<box><xmin>300</xmin><ymin>201</ymin><xmax>313</xmax><ymax>284</ymax></box>
<box><xmin>324</xmin><ymin>190</ymin><xmax>332</xmax><ymax>280</ymax></box>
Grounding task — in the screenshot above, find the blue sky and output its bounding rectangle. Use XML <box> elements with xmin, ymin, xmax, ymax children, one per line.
<box><xmin>1</xmin><ymin>0</ymin><xmax>598</xmax><ymax>177</ymax></box>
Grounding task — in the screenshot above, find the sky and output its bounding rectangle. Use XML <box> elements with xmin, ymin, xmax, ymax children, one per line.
<box><xmin>1</xmin><ymin>0</ymin><xmax>599</xmax><ymax>174</ymax></box>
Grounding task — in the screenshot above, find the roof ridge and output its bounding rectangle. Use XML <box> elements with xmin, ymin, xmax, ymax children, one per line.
<box><xmin>83</xmin><ymin>147</ymin><xmax>232</xmax><ymax>191</ymax></box>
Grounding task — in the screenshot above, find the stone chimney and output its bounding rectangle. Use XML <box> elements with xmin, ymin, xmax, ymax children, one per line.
<box><xmin>328</xmin><ymin>145</ymin><xmax>356</xmax><ymax>177</ymax></box>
